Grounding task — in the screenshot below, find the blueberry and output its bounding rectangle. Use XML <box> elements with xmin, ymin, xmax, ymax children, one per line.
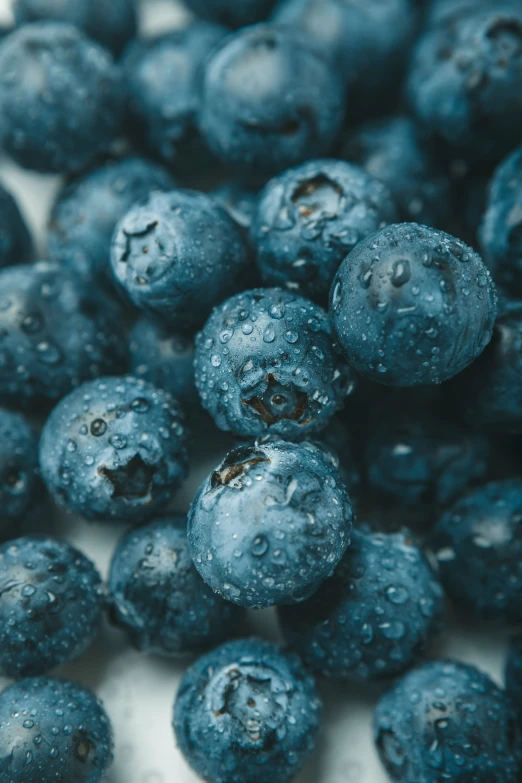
<box><xmin>0</xmin><ymin>262</ymin><xmax>127</xmax><ymax>409</ymax></box>
<box><xmin>0</xmin><ymin>181</ymin><xmax>33</xmax><ymax>268</ymax></box>
<box><xmin>39</xmin><ymin>376</ymin><xmax>189</xmax><ymax>523</ymax></box>
<box><xmin>0</xmin><ymin>409</ymin><xmax>39</xmax><ymax>533</ymax></box>
<box><xmin>173</xmin><ymin>638</ymin><xmax>321</xmax><ymax>783</ymax></box>
<box><xmin>341</xmin><ymin>115</ymin><xmax>453</xmax><ymax>229</ymax></box>
<box><xmin>212</xmin><ymin>181</ymin><xmax>260</xmax><ymax>231</ymax></box>
<box><xmin>0</xmin><ymin>536</ymin><xmax>103</xmax><ymax>678</ymax></box>
<box><xmin>273</xmin><ymin>0</ymin><xmax>418</xmax><ymax>115</ymax></box>
<box><xmin>505</xmin><ymin>634</ymin><xmax>522</xmax><ymax>723</ymax></box>
<box><xmin>0</xmin><ymin>676</ymin><xmax>113</xmax><ymax>783</ymax></box>
<box><xmin>13</xmin><ymin>0</ymin><xmax>137</xmax><ymax>56</ymax></box>
<box><xmin>279</xmin><ymin>527</ymin><xmax>444</xmax><ymax>682</ymax></box>
<box><xmin>183</xmin><ymin>0</ymin><xmax>277</xmax><ymax>28</ymax></box>
<box><xmin>480</xmin><ymin>145</ymin><xmax>522</xmax><ymax>295</ymax></box>
<box><xmin>195</xmin><ymin>287</ymin><xmax>355</xmax><ymax>438</ymax></box>
<box><xmin>129</xmin><ymin>318</ymin><xmax>196</xmax><ymax>409</ymax></box>
<box><xmin>198</xmin><ymin>24</ymin><xmax>345</xmax><ymax>174</ymax></box>
<box><xmin>111</xmin><ymin>189</ymin><xmax>248</xmax><ymax>332</ymax></box>
<box><xmin>407</xmin><ymin>5</ymin><xmax>522</xmax><ymax>166</ymax></box>
<box><xmin>429</xmin><ymin>479</ymin><xmax>522</xmax><ymax>624</ymax></box>
<box><xmin>188</xmin><ymin>439</ymin><xmax>352</xmax><ymax>608</ymax></box>
<box><xmin>108</xmin><ymin>514</ymin><xmax>244</xmax><ymax>656</ymax></box>
<box><xmin>48</xmin><ymin>157</ymin><xmax>175</xmax><ymax>284</ymax></box>
<box><xmin>364</xmin><ymin>404</ymin><xmax>490</xmax><ymax>511</ymax></box>
<box><xmin>374</xmin><ymin>659</ymin><xmax>522</xmax><ymax>783</ymax></box>
<box><xmin>122</xmin><ymin>23</ymin><xmax>227</xmax><ymax>171</ymax></box>
<box><xmin>329</xmin><ymin>223</ymin><xmax>497</xmax><ymax>386</ymax></box>
<box><xmin>0</xmin><ymin>22</ymin><xmax>122</xmax><ymax>173</ymax></box>
<box><xmin>250</xmin><ymin>159</ymin><xmax>397</xmax><ymax>301</ymax></box>
<box><xmin>453</xmin><ymin>299</ymin><xmax>522</xmax><ymax>433</ymax></box>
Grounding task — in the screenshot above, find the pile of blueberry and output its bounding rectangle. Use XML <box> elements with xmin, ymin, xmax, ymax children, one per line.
<box><xmin>1</xmin><ymin>0</ymin><xmax>522</xmax><ymax>781</ymax></box>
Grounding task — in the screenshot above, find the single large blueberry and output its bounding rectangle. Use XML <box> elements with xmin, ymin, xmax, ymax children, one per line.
<box><xmin>250</xmin><ymin>158</ymin><xmax>397</xmax><ymax>301</ymax></box>
<box><xmin>408</xmin><ymin>5</ymin><xmax>522</xmax><ymax>165</ymax></box>
<box><xmin>341</xmin><ymin>115</ymin><xmax>453</xmax><ymax>229</ymax></box>
<box><xmin>429</xmin><ymin>479</ymin><xmax>522</xmax><ymax>624</ymax></box>
<box><xmin>111</xmin><ymin>189</ymin><xmax>248</xmax><ymax>331</ymax></box>
<box><xmin>13</xmin><ymin>0</ymin><xmax>137</xmax><ymax>56</ymax></box>
<box><xmin>173</xmin><ymin>638</ymin><xmax>321</xmax><ymax>783</ymax></box>
<box><xmin>188</xmin><ymin>440</ymin><xmax>353</xmax><ymax>608</ymax></box>
<box><xmin>48</xmin><ymin>157</ymin><xmax>175</xmax><ymax>284</ymax></box>
<box><xmin>0</xmin><ymin>677</ymin><xmax>113</xmax><ymax>783</ymax></box>
<box><xmin>0</xmin><ymin>262</ymin><xmax>127</xmax><ymax>409</ymax></box>
<box><xmin>108</xmin><ymin>515</ymin><xmax>244</xmax><ymax>656</ymax></box>
<box><xmin>0</xmin><ymin>409</ymin><xmax>40</xmax><ymax>533</ymax></box>
<box><xmin>122</xmin><ymin>23</ymin><xmax>227</xmax><ymax>171</ymax></box>
<box><xmin>0</xmin><ymin>22</ymin><xmax>122</xmax><ymax>173</ymax></box>
<box><xmin>364</xmin><ymin>404</ymin><xmax>490</xmax><ymax>510</ymax></box>
<box><xmin>198</xmin><ymin>24</ymin><xmax>345</xmax><ymax>174</ymax></box>
<box><xmin>39</xmin><ymin>376</ymin><xmax>189</xmax><ymax>523</ymax></box>
<box><xmin>0</xmin><ymin>536</ymin><xmax>103</xmax><ymax>678</ymax></box>
<box><xmin>329</xmin><ymin>223</ymin><xmax>497</xmax><ymax>386</ymax></box>
<box><xmin>279</xmin><ymin>527</ymin><xmax>445</xmax><ymax>682</ymax></box>
<box><xmin>0</xmin><ymin>181</ymin><xmax>33</xmax><ymax>268</ymax></box>
<box><xmin>374</xmin><ymin>660</ymin><xmax>522</xmax><ymax>783</ymax></box>
<box><xmin>480</xmin><ymin>145</ymin><xmax>522</xmax><ymax>295</ymax></box>
<box><xmin>129</xmin><ymin>318</ymin><xmax>196</xmax><ymax>409</ymax></box>
<box><xmin>195</xmin><ymin>287</ymin><xmax>355</xmax><ymax>439</ymax></box>
<box><xmin>273</xmin><ymin>0</ymin><xmax>418</xmax><ymax>114</ymax></box>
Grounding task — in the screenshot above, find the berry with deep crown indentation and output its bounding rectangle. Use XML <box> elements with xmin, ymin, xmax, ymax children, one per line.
<box><xmin>39</xmin><ymin>376</ymin><xmax>189</xmax><ymax>523</ymax></box>
<box><xmin>173</xmin><ymin>638</ymin><xmax>321</xmax><ymax>783</ymax></box>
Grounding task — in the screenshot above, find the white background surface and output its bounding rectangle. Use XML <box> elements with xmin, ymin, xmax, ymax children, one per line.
<box><xmin>0</xmin><ymin>2</ymin><xmax>512</xmax><ymax>782</ymax></box>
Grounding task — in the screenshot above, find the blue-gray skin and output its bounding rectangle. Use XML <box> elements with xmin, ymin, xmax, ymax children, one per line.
<box><xmin>122</xmin><ymin>23</ymin><xmax>227</xmax><ymax>172</ymax></box>
<box><xmin>197</xmin><ymin>25</ymin><xmax>345</xmax><ymax>174</ymax></box>
<box><xmin>48</xmin><ymin>157</ymin><xmax>175</xmax><ymax>284</ymax></box>
<box><xmin>13</xmin><ymin>0</ymin><xmax>137</xmax><ymax>56</ymax></box>
<box><xmin>341</xmin><ymin>116</ymin><xmax>453</xmax><ymax>230</ymax></box>
<box><xmin>0</xmin><ymin>677</ymin><xmax>113</xmax><ymax>783</ymax></box>
<box><xmin>195</xmin><ymin>288</ymin><xmax>355</xmax><ymax>439</ymax></box>
<box><xmin>251</xmin><ymin>158</ymin><xmax>398</xmax><ymax>301</ymax></box>
<box><xmin>429</xmin><ymin>479</ymin><xmax>522</xmax><ymax>625</ymax></box>
<box><xmin>39</xmin><ymin>376</ymin><xmax>188</xmax><ymax>523</ymax></box>
<box><xmin>212</xmin><ymin>181</ymin><xmax>259</xmax><ymax>231</ymax></box>
<box><xmin>0</xmin><ymin>182</ymin><xmax>33</xmax><ymax>267</ymax></box>
<box><xmin>407</xmin><ymin>6</ymin><xmax>522</xmax><ymax>167</ymax></box>
<box><xmin>183</xmin><ymin>0</ymin><xmax>277</xmax><ymax>28</ymax></box>
<box><xmin>364</xmin><ymin>408</ymin><xmax>490</xmax><ymax>510</ymax></box>
<box><xmin>108</xmin><ymin>515</ymin><xmax>244</xmax><ymax>657</ymax></box>
<box><xmin>129</xmin><ymin>318</ymin><xmax>196</xmax><ymax>409</ymax></box>
<box><xmin>0</xmin><ymin>536</ymin><xmax>103</xmax><ymax>678</ymax></box>
<box><xmin>428</xmin><ymin>0</ymin><xmax>520</xmax><ymax>26</ymax></box>
<box><xmin>278</xmin><ymin>527</ymin><xmax>445</xmax><ymax>682</ymax></box>
<box><xmin>453</xmin><ymin>299</ymin><xmax>522</xmax><ymax>433</ymax></box>
<box><xmin>0</xmin><ymin>22</ymin><xmax>122</xmax><ymax>174</ymax></box>
<box><xmin>173</xmin><ymin>638</ymin><xmax>321</xmax><ymax>783</ymax></box>
<box><xmin>480</xmin><ymin>145</ymin><xmax>522</xmax><ymax>295</ymax></box>
<box><xmin>374</xmin><ymin>660</ymin><xmax>522</xmax><ymax>783</ymax></box>
<box><xmin>272</xmin><ymin>0</ymin><xmax>418</xmax><ymax>115</ymax></box>
<box><xmin>329</xmin><ymin>223</ymin><xmax>497</xmax><ymax>386</ymax></box>
<box><xmin>505</xmin><ymin>635</ymin><xmax>522</xmax><ymax>724</ymax></box>
<box><xmin>0</xmin><ymin>409</ymin><xmax>39</xmax><ymax>533</ymax></box>
<box><xmin>0</xmin><ymin>262</ymin><xmax>127</xmax><ymax>409</ymax></box>
<box><xmin>188</xmin><ymin>440</ymin><xmax>353</xmax><ymax>608</ymax></box>
<box><xmin>111</xmin><ymin>190</ymin><xmax>248</xmax><ymax>332</ymax></box>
